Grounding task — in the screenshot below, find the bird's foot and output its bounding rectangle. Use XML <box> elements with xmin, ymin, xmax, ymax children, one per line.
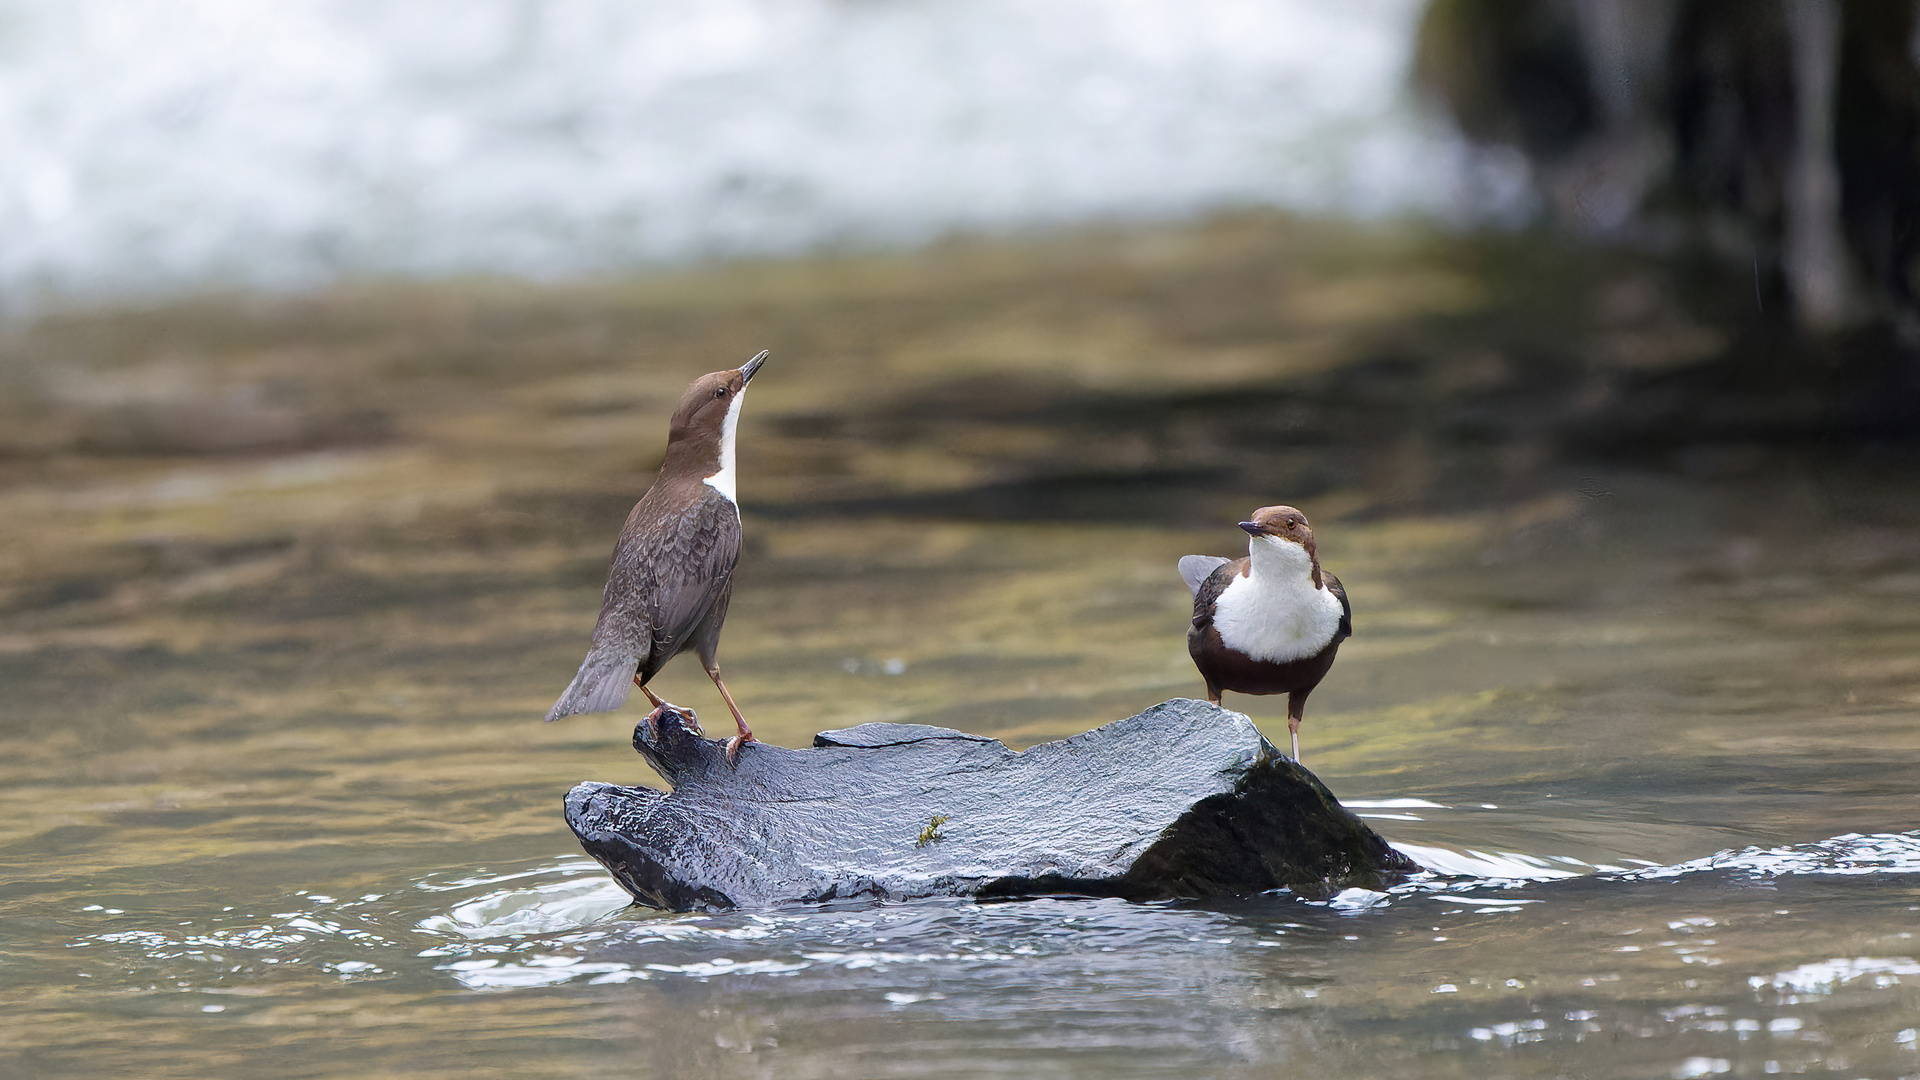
<box><xmin>724</xmin><ymin>732</ymin><xmax>757</xmax><ymax>767</ymax></box>
<box><xmin>643</xmin><ymin>702</ymin><xmax>703</xmax><ymax>738</ymax></box>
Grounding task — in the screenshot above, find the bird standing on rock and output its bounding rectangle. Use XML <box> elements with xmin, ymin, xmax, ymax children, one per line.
<box><xmin>546</xmin><ymin>351</ymin><xmax>767</xmax><ymax>763</ymax></box>
<box><xmin>1180</xmin><ymin>505</ymin><xmax>1350</xmax><ymax>763</ymax></box>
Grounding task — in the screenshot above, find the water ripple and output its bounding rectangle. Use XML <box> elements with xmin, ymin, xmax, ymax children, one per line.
<box><xmin>1620</xmin><ymin>830</ymin><xmax>1920</xmax><ymax>881</ymax></box>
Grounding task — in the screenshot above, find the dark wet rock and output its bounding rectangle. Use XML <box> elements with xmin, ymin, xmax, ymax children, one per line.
<box><xmin>564</xmin><ymin>697</ymin><xmax>1422</xmax><ymax>911</ymax></box>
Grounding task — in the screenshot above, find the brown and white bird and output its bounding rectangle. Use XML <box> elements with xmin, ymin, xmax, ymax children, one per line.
<box><xmin>546</xmin><ymin>351</ymin><xmax>766</xmax><ymax>762</ymax></box>
<box><xmin>1180</xmin><ymin>504</ymin><xmax>1350</xmax><ymax>763</ymax></box>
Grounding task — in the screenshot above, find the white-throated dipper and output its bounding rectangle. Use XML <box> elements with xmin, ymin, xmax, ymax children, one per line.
<box><xmin>546</xmin><ymin>351</ymin><xmax>767</xmax><ymax>763</ymax></box>
<box><xmin>1180</xmin><ymin>504</ymin><xmax>1350</xmax><ymax>763</ymax></box>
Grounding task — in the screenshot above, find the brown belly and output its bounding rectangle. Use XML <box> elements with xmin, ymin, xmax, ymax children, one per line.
<box><xmin>1188</xmin><ymin>625</ymin><xmax>1340</xmax><ymax>697</ymax></box>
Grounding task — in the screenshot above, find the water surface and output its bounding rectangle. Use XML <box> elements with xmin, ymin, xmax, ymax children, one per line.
<box><xmin>3</xmin><ymin>225</ymin><xmax>1917</xmax><ymax>1078</ymax></box>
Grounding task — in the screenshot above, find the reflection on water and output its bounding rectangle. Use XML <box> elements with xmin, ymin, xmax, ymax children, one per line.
<box><xmin>3</xmin><ymin>224</ymin><xmax>1918</xmax><ymax>1077</ymax></box>
<box><xmin>8</xmin><ymin>501</ymin><xmax>1920</xmax><ymax>1080</ymax></box>
<box><xmin>40</xmin><ymin>829</ymin><xmax>1920</xmax><ymax>1079</ymax></box>
<box><xmin>8</xmin><ymin>494</ymin><xmax>1920</xmax><ymax>1080</ymax></box>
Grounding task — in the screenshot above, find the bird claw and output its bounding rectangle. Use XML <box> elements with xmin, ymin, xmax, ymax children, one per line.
<box><xmin>643</xmin><ymin>703</ymin><xmax>703</xmax><ymax>738</ymax></box>
<box><xmin>724</xmin><ymin>733</ymin><xmax>757</xmax><ymax>768</ymax></box>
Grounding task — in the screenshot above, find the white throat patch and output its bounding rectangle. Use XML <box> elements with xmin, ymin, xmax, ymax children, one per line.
<box><xmin>1210</xmin><ymin>536</ymin><xmax>1342</xmax><ymax>663</ymax></box>
<box><xmin>703</xmin><ymin>389</ymin><xmax>746</xmax><ymax>503</ymax></box>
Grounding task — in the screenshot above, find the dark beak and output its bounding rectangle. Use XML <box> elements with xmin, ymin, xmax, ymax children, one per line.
<box><xmin>739</xmin><ymin>350</ymin><xmax>769</xmax><ymax>385</ymax></box>
<box><xmin>1238</xmin><ymin>521</ymin><xmax>1263</xmax><ymax>537</ymax></box>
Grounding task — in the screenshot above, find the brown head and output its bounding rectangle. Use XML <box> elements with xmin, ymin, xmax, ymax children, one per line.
<box><xmin>661</xmin><ymin>351</ymin><xmax>767</xmax><ymax>488</ymax></box>
<box><xmin>1236</xmin><ymin>505</ymin><xmax>1322</xmax><ymax>587</ymax></box>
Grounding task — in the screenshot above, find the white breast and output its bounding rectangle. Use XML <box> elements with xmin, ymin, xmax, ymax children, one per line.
<box><xmin>703</xmin><ymin>389</ymin><xmax>746</xmax><ymax>502</ymax></box>
<box><xmin>1210</xmin><ymin>541</ymin><xmax>1343</xmax><ymax>663</ymax></box>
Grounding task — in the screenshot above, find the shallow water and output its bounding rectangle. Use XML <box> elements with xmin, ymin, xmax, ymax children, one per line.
<box><xmin>6</xmin><ymin>462</ymin><xmax>1920</xmax><ymax>1079</ymax></box>
<box><xmin>19</xmin><ymin>832</ymin><xmax>1920</xmax><ymax>1079</ymax></box>
<box><xmin>3</xmin><ymin>230</ymin><xmax>1919</xmax><ymax>1077</ymax></box>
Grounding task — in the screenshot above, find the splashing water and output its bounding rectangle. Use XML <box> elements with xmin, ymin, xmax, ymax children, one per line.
<box><xmin>0</xmin><ymin>0</ymin><xmax>1485</xmax><ymax>305</ymax></box>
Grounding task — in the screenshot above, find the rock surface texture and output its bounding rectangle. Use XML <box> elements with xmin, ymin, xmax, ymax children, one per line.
<box><xmin>564</xmin><ymin>697</ymin><xmax>1422</xmax><ymax>911</ymax></box>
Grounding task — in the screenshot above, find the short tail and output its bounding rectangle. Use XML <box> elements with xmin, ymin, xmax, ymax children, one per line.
<box><xmin>1178</xmin><ymin>555</ymin><xmax>1230</xmax><ymax>595</ymax></box>
<box><xmin>545</xmin><ymin>646</ymin><xmax>639</xmax><ymax>722</ymax></box>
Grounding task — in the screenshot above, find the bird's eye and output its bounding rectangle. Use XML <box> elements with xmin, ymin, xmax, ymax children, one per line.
<box><xmin>713</xmin><ymin>387</ymin><xmax>727</xmax><ymax>399</ymax></box>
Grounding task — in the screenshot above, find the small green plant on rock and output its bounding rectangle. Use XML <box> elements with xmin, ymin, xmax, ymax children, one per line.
<box><xmin>916</xmin><ymin>814</ymin><xmax>950</xmax><ymax>847</ymax></box>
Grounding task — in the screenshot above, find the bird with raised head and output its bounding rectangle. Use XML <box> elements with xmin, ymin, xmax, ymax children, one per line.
<box><xmin>546</xmin><ymin>351</ymin><xmax>767</xmax><ymax>763</ymax></box>
<box><xmin>1179</xmin><ymin>504</ymin><xmax>1350</xmax><ymax>763</ymax></box>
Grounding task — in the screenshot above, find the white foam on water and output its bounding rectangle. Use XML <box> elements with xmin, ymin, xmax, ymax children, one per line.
<box><xmin>408</xmin><ymin>856</ymin><xmax>634</xmax><ymax>938</ymax></box>
<box><xmin>1391</xmin><ymin>843</ymin><xmax>1592</xmax><ymax>881</ymax></box>
<box><xmin>1624</xmin><ymin>831</ymin><xmax>1920</xmax><ymax>882</ymax></box>
<box><xmin>0</xmin><ymin>0</ymin><xmax>1495</xmax><ymax>307</ymax></box>
<box><xmin>1751</xmin><ymin>957</ymin><xmax>1920</xmax><ymax>998</ymax></box>
<box><xmin>417</xmin><ymin>875</ymin><xmax>633</xmax><ymax>938</ymax></box>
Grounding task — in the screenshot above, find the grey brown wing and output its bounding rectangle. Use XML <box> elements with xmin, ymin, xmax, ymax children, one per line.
<box><xmin>591</xmin><ymin>491</ymin><xmax>741</xmax><ymax>662</ymax></box>
<box><xmin>1324</xmin><ymin>570</ymin><xmax>1352</xmax><ymax>642</ymax></box>
<box><xmin>634</xmin><ymin>492</ymin><xmax>742</xmax><ymax>665</ymax></box>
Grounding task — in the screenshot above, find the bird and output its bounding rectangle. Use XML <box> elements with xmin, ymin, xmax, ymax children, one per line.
<box><xmin>1180</xmin><ymin>504</ymin><xmax>1350</xmax><ymax>764</ymax></box>
<box><xmin>546</xmin><ymin>351</ymin><xmax>767</xmax><ymax>763</ymax></box>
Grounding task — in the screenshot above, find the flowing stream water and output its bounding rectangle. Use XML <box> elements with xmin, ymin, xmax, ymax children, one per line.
<box><xmin>0</xmin><ymin>0</ymin><xmax>1453</xmax><ymax>305</ymax></box>
<box><xmin>7</xmin><ymin>470</ymin><xmax>1919</xmax><ymax>1079</ymax></box>
<box><xmin>2</xmin><ymin>229</ymin><xmax>1917</xmax><ymax>1078</ymax></box>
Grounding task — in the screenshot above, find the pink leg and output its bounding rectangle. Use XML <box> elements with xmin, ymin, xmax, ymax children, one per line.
<box><xmin>634</xmin><ymin>675</ymin><xmax>700</xmax><ymax>734</ymax></box>
<box><xmin>1287</xmin><ymin>689</ymin><xmax>1310</xmax><ymax>764</ymax></box>
<box><xmin>704</xmin><ymin>664</ymin><xmax>756</xmax><ymax>766</ymax></box>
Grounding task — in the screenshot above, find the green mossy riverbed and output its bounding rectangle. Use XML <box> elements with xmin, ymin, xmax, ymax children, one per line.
<box><xmin>3</xmin><ymin>215</ymin><xmax>1918</xmax><ymax>1079</ymax></box>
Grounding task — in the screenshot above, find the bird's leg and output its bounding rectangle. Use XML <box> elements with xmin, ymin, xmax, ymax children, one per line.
<box><xmin>703</xmin><ymin>663</ymin><xmax>756</xmax><ymax>766</ymax></box>
<box><xmin>634</xmin><ymin>676</ymin><xmax>701</xmax><ymax>734</ymax></box>
<box><xmin>634</xmin><ymin>678</ymin><xmax>665</xmax><ymax>707</ymax></box>
<box><xmin>1287</xmin><ymin>689</ymin><xmax>1310</xmax><ymax>764</ymax></box>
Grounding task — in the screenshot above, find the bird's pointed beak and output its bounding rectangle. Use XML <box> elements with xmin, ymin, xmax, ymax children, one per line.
<box><xmin>1237</xmin><ymin>521</ymin><xmax>1263</xmax><ymax>537</ymax></box>
<box><xmin>738</xmin><ymin>350</ymin><xmax>769</xmax><ymax>385</ymax></box>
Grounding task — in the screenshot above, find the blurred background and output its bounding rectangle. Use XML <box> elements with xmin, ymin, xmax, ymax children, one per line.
<box><xmin>4</xmin><ymin>2</ymin><xmax>1920</xmax><ymax>1078</ymax></box>
<box><xmin>0</xmin><ymin>0</ymin><xmax>1467</xmax><ymax>304</ymax></box>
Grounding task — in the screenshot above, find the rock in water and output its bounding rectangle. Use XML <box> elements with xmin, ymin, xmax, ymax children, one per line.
<box><xmin>564</xmin><ymin>697</ymin><xmax>1421</xmax><ymax>911</ymax></box>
